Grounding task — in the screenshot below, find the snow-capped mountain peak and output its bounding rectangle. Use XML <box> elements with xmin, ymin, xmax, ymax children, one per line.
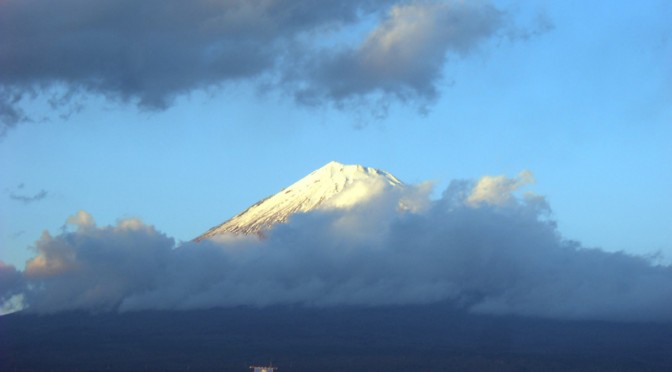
<box><xmin>194</xmin><ymin>161</ymin><xmax>404</xmax><ymax>240</ymax></box>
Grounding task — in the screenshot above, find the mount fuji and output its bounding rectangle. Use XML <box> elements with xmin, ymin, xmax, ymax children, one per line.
<box><xmin>194</xmin><ymin>161</ymin><xmax>404</xmax><ymax>241</ymax></box>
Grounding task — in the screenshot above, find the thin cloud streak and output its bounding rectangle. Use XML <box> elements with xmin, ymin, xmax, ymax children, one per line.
<box><xmin>10</xmin><ymin>189</ymin><xmax>48</xmax><ymax>204</ymax></box>
<box><xmin>2</xmin><ymin>174</ymin><xmax>670</xmax><ymax>322</ymax></box>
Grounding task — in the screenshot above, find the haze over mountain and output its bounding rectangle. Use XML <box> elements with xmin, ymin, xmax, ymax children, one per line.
<box><xmin>196</xmin><ymin>161</ymin><xmax>405</xmax><ymax>240</ymax></box>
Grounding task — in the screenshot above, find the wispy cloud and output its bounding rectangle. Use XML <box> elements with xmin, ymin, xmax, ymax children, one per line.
<box><xmin>8</xmin><ymin>185</ymin><xmax>48</xmax><ymax>204</ymax></box>
<box><xmin>10</xmin><ymin>190</ymin><xmax>48</xmax><ymax>204</ymax></box>
<box><xmin>3</xmin><ymin>174</ymin><xmax>670</xmax><ymax>322</ymax></box>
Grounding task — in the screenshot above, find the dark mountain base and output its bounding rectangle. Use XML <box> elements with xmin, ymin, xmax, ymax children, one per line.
<box><xmin>2</xmin><ymin>303</ymin><xmax>671</xmax><ymax>371</ymax></box>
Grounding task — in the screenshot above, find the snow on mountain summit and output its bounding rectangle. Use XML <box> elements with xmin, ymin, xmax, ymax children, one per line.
<box><xmin>194</xmin><ymin>161</ymin><xmax>404</xmax><ymax>240</ymax></box>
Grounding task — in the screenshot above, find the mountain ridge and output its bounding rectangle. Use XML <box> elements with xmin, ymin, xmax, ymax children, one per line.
<box><xmin>194</xmin><ymin>161</ymin><xmax>404</xmax><ymax>241</ymax></box>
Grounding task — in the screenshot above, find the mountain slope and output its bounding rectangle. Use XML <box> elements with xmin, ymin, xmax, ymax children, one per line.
<box><xmin>194</xmin><ymin>161</ymin><xmax>404</xmax><ymax>240</ymax></box>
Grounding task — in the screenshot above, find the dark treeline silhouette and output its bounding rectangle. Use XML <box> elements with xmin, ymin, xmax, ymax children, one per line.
<box><xmin>2</xmin><ymin>303</ymin><xmax>671</xmax><ymax>371</ymax></box>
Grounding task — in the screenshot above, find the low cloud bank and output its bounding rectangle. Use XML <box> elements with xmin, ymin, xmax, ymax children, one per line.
<box><xmin>2</xmin><ymin>174</ymin><xmax>670</xmax><ymax>322</ymax></box>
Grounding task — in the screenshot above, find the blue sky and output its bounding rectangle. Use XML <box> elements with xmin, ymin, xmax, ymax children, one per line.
<box><xmin>1</xmin><ymin>0</ymin><xmax>671</xmax><ymax>269</ymax></box>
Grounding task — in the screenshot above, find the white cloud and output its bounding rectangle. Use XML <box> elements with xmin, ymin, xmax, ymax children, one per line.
<box><xmin>3</xmin><ymin>174</ymin><xmax>670</xmax><ymax>322</ymax></box>
<box><xmin>467</xmin><ymin>170</ymin><xmax>535</xmax><ymax>206</ymax></box>
<box><xmin>359</xmin><ymin>1</ymin><xmax>499</xmax><ymax>80</ymax></box>
<box><xmin>65</xmin><ymin>210</ymin><xmax>96</xmax><ymax>230</ymax></box>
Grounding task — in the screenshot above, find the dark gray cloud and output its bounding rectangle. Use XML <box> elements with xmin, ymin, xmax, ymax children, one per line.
<box><xmin>294</xmin><ymin>2</ymin><xmax>504</xmax><ymax>109</ymax></box>
<box><xmin>4</xmin><ymin>176</ymin><xmax>671</xmax><ymax>322</ymax></box>
<box><xmin>0</xmin><ymin>261</ymin><xmax>24</xmax><ymax>315</ymax></box>
<box><xmin>0</xmin><ymin>89</ymin><xmax>30</xmax><ymax>136</ymax></box>
<box><xmin>0</xmin><ymin>0</ymin><xmax>515</xmax><ymax>133</ymax></box>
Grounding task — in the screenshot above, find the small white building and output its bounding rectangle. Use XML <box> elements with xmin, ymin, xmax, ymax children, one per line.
<box><xmin>250</xmin><ymin>366</ymin><xmax>277</xmax><ymax>372</ymax></box>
